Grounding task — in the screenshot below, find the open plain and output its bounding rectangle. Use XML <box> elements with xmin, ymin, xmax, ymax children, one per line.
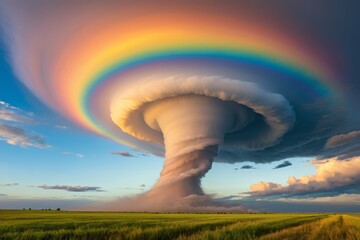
<box><xmin>0</xmin><ymin>210</ymin><xmax>359</xmax><ymax>240</ymax></box>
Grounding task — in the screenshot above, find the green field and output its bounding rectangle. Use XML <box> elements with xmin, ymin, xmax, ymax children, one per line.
<box><xmin>0</xmin><ymin>210</ymin><xmax>359</xmax><ymax>240</ymax></box>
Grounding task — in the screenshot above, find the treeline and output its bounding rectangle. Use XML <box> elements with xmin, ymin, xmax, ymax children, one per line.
<box><xmin>22</xmin><ymin>208</ymin><xmax>61</xmax><ymax>211</ymax></box>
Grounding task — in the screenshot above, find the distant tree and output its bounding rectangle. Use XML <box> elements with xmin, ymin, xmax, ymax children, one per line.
<box><xmin>48</xmin><ymin>208</ymin><xmax>51</xmax><ymax>211</ymax></box>
<box><xmin>28</xmin><ymin>208</ymin><xmax>31</xmax><ymax>210</ymax></box>
<box><xmin>56</xmin><ymin>208</ymin><xmax>60</xmax><ymax>211</ymax></box>
<box><xmin>22</xmin><ymin>208</ymin><xmax>25</xmax><ymax>210</ymax></box>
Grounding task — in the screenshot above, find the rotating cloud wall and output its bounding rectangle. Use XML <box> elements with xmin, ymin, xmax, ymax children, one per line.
<box><xmin>0</xmin><ymin>1</ymin><xmax>352</xmax><ymax>211</ymax></box>
<box><xmin>111</xmin><ymin>77</ymin><xmax>295</xmax><ymax>204</ymax></box>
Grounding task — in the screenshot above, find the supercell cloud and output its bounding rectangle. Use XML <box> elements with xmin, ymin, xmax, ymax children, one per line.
<box><xmin>0</xmin><ymin>1</ymin><xmax>359</xmax><ymax>211</ymax></box>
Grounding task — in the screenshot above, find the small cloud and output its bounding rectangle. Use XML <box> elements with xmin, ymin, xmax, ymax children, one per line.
<box><xmin>63</xmin><ymin>152</ymin><xmax>83</xmax><ymax>158</ymax></box>
<box><xmin>119</xmin><ymin>185</ymin><xmax>146</xmax><ymax>191</ymax></box>
<box><xmin>241</xmin><ymin>165</ymin><xmax>254</xmax><ymax>169</ymax></box>
<box><xmin>0</xmin><ymin>101</ymin><xmax>36</xmax><ymax>124</ymax></box>
<box><xmin>325</xmin><ymin>131</ymin><xmax>360</xmax><ymax>148</ymax></box>
<box><xmin>234</xmin><ymin>168</ymin><xmax>238</xmax><ymax>170</ymax></box>
<box><xmin>0</xmin><ymin>101</ymin><xmax>49</xmax><ymax>149</ymax></box>
<box><xmin>0</xmin><ymin>194</ymin><xmax>7</xmax><ymax>197</ymax></box>
<box><xmin>0</xmin><ymin>183</ymin><xmax>19</xmax><ymax>187</ymax></box>
<box><xmin>0</xmin><ymin>123</ymin><xmax>50</xmax><ymax>148</ymax></box>
<box><xmin>112</xmin><ymin>151</ymin><xmax>134</xmax><ymax>157</ymax></box>
<box><xmin>55</xmin><ymin>125</ymin><xmax>67</xmax><ymax>129</ymax></box>
<box><xmin>37</xmin><ymin>184</ymin><xmax>105</xmax><ymax>192</ymax></box>
<box><xmin>273</xmin><ymin>161</ymin><xmax>292</xmax><ymax>169</ymax></box>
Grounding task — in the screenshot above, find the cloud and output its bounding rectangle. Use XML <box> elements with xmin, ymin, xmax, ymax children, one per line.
<box><xmin>0</xmin><ymin>101</ymin><xmax>49</xmax><ymax>148</ymax></box>
<box><xmin>325</xmin><ymin>131</ymin><xmax>360</xmax><ymax>148</ymax></box>
<box><xmin>111</xmin><ymin>152</ymin><xmax>134</xmax><ymax>157</ymax></box>
<box><xmin>55</xmin><ymin>125</ymin><xmax>67</xmax><ymax>129</ymax></box>
<box><xmin>273</xmin><ymin>161</ymin><xmax>292</xmax><ymax>169</ymax></box>
<box><xmin>0</xmin><ymin>183</ymin><xmax>19</xmax><ymax>187</ymax></box>
<box><xmin>37</xmin><ymin>184</ymin><xmax>105</xmax><ymax>192</ymax></box>
<box><xmin>140</xmin><ymin>184</ymin><xmax>146</xmax><ymax>188</ymax></box>
<box><xmin>0</xmin><ymin>123</ymin><xmax>50</xmax><ymax>148</ymax></box>
<box><xmin>241</xmin><ymin>165</ymin><xmax>254</xmax><ymax>169</ymax></box>
<box><xmin>0</xmin><ymin>101</ymin><xmax>35</xmax><ymax>124</ymax></box>
<box><xmin>273</xmin><ymin>194</ymin><xmax>360</xmax><ymax>205</ymax></box>
<box><xmin>249</xmin><ymin>182</ymin><xmax>281</xmax><ymax>193</ymax></box>
<box><xmin>0</xmin><ymin>194</ymin><xmax>7</xmax><ymax>197</ymax></box>
<box><xmin>320</xmin><ymin>130</ymin><xmax>360</xmax><ymax>160</ymax></box>
<box><xmin>63</xmin><ymin>152</ymin><xmax>83</xmax><ymax>158</ymax></box>
<box><xmin>248</xmin><ymin>157</ymin><xmax>360</xmax><ymax>198</ymax></box>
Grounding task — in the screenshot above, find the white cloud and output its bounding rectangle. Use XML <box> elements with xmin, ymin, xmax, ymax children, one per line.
<box><xmin>0</xmin><ymin>101</ymin><xmax>49</xmax><ymax>148</ymax></box>
<box><xmin>248</xmin><ymin>157</ymin><xmax>360</xmax><ymax>197</ymax></box>
<box><xmin>0</xmin><ymin>123</ymin><xmax>50</xmax><ymax>148</ymax></box>
<box><xmin>63</xmin><ymin>152</ymin><xmax>83</xmax><ymax>158</ymax></box>
<box><xmin>0</xmin><ymin>101</ymin><xmax>35</xmax><ymax>124</ymax></box>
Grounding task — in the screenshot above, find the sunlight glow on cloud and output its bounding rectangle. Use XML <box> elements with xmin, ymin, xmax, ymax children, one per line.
<box><xmin>249</xmin><ymin>157</ymin><xmax>360</xmax><ymax>197</ymax></box>
<box><xmin>0</xmin><ymin>101</ymin><xmax>49</xmax><ymax>148</ymax></box>
<box><xmin>0</xmin><ymin>123</ymin><xmax>49</xmax><ymax>148</ymax></box>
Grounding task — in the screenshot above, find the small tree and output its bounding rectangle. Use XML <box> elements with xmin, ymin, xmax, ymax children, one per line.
<box><xmin>56</xmin><ymin>208</ymin><xmax>60</xmax><ymax>211</ymax></box>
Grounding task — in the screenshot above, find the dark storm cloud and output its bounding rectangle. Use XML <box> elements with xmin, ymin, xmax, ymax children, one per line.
<box><xmin>241</xmin><ymin>165</ymin><xmax>254</xmax><ymax>169</ymax></box>
<box><xmin>37</xmin><ymin>184</ymin><xmax>105</xmax><ymax>192</ymax></box>
<box><xmin>111</xmin><ymin>152</ymin><xmax>134</xmax><ymax>157</ymax></box>
<box><xmin>218</xmin><ymin>99</ymin><xmax>351</xmax><ymax>164</ymax></box>
<box><xmin>320</xmin><ymin>131</ymin><xmax>360</xmax><ymax>160</ymax></box>
<box><xmin>273</xmin><ymin>161</ymin><xmax>292</xmax><ymax>169</ymax></box>
<box><xmin>325</xmin><ymin>131</ymin><xmax>360</xmax><ymax>148</ymax></box>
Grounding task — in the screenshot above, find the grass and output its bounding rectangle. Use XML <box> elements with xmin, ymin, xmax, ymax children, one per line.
<box><xmin>0</xmin><ymin>210</ymin><xmax>359</xmax><ymax>240</ymax></box>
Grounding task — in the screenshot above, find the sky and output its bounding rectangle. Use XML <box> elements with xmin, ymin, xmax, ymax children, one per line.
<box><xmin>0</xmin><ymin>0</ymin><xmax>359</xmax><ymax>212</ymax></box>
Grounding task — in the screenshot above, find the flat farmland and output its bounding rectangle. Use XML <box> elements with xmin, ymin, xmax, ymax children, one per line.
<box><xmin>0</xmin><ymin>210</ymin><xmax>359</xmax><ymax>240</ymax></box>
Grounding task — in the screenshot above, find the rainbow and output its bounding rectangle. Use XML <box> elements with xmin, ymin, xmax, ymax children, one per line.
<box><xmin>23</xmin><ymin>14</ymin><xmax>340</xmax><ymax>144</ymax></box>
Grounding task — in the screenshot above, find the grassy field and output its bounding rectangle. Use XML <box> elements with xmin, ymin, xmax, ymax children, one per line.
<box><xmin>0</xmin><ymin>210</ymin><xmax>359</xmax><ymax>240</ymax></box>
